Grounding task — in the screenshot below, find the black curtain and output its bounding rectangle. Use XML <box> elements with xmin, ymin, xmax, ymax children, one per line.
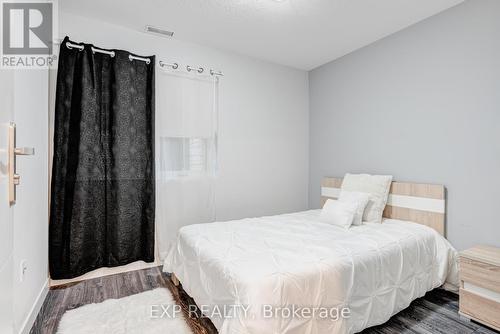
<box><xmin>49</xmin><ymin>37</ymin><xmax>155</xmax><ymax>279</ymax></box>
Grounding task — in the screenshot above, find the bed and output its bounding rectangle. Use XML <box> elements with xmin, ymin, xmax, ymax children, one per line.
<box><xmin>163</xmin><ymin>178</ymin><xmax>459</xmax><ymax>334</ymax></box>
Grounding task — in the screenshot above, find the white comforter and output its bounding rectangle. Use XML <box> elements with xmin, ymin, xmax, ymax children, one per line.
<box><xmin>163</xmin><ymin>210</ymin><xmax>458</xmax><ymax>334</ymax></box>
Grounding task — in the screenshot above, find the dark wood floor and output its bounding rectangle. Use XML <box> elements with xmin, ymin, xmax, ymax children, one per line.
<box><xmin>30</xmin><ymin>267</ymin><xmax>498</xmax><ymax>334</ymax></box>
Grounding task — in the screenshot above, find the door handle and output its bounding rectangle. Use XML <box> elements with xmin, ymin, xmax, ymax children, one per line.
<box><xmin>8</xmin><ymin>123</ymin><xmax>35</xmax><ymax>206</ymax></box>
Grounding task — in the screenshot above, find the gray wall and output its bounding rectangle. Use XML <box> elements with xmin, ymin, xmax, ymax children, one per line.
<box><xmin>309</xmin><ymin>0</ymin><xmax>500</xmax><ymax>250</ymax></box>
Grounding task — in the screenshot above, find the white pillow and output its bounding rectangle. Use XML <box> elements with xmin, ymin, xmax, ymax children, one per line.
<box><xmin>319</xmin><ymin>199</ymin><xmax>357</xmax><ymax>229</ymax></box>
<box><xmin>340</xmin><ymin>173</ymin><xmax>393</xmax><ymax>224</ymax></box>
<box><xmin>338</xmin><ymin>191</ymin><xmax>371</xmax><ymax>226</ymax></box>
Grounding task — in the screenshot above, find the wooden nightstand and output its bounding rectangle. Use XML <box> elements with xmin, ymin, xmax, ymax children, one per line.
<box><xmin>459</xmin><ymin>245</ymin><xmax>500</xmax><ymax>331</ymax></box>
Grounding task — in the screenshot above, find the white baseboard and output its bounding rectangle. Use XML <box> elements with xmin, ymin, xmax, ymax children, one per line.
<box><xmin>19</xmin><ymin>278</ymin><xmax>49</xmax><ymax>334</ymax></box>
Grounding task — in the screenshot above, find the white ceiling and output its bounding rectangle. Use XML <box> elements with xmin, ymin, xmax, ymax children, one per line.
<box><xmin>60</xmin><ymin>0</ymin><xmax>464</xmax><ymax>70</ymax></box>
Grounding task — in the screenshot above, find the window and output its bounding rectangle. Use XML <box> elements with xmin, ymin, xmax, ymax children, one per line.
<box><xmin>160</xmin><ymin>137</ymin><xmax>213</xmax><ymax>177</ymax></box>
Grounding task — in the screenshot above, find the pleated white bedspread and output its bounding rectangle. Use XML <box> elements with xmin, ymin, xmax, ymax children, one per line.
<box><xmin>164</xmin><ymin>210</ymin><xmax>459</xmax><ymax>334</ymax></box>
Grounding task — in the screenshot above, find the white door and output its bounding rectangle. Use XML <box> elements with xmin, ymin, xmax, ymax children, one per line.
<box><xmin>0</xmin><ymin>69</ymin><xmax>44</xmax><ymax>333</ymax></box>
<box><xmin>0</xmin><ymin>70</ymin><xmax>15</xmax><ymax>334</ymax></box>
<box><xmin>12</xmin><ymin>70</ymin><xmax>48</xmax><ymax>332</ymax></box>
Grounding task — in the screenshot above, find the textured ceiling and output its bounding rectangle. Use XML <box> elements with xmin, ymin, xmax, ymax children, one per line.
<box><xmin>60</xmin><ymin>0</ymin><xmax>465</xmax><ymax>70</ymax></box>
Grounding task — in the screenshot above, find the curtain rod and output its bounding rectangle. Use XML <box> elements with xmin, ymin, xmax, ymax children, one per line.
<box><xmin>65</xmin><ymin>41</ymin><xmax>222</xmax><ymax>75</ymax></box>
<box><xmin>65</xmin><ymin>41</ymin><xmax>151</xmax><ymax>64</ymax></box>
<box><xmin>159</xmin><ymin>60</ymin><xmax>224</xmax><ymax>77</ymax></box>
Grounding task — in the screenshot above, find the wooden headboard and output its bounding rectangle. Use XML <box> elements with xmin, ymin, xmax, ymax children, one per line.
<box><xmin>321</xmin><ymin>177</ymin><xmax>446</xmax><ymax>236</ymax></box>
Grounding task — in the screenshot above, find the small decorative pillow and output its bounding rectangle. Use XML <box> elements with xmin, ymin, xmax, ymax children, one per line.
<box><xmin>340</xmin><ymin>173</ymin><xmax>393</xmax><ymax>224</ymax></box>
<box><xmin>338</xmin><ymin>191</ymin><xmax>371</xmax><ymax>226</ymax></box>
<box><xmin>319</xmin><ymin>199</ymin><xmax>358</xmax><ymax>229</ymax></box>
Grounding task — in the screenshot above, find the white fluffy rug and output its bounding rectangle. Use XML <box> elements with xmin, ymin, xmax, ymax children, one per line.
<box><xmin>57</xmin><ymin>288</ymin><xmax>193</xmax><ymax>334</ymax></box>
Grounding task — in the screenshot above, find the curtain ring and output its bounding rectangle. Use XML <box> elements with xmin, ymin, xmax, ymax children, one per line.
<box><xmin>210</xmin><ymin>69</ymin><xmax>224</xmax><ymax>76</ymax></box>
<box><xmin>130</xmin><ymin>54</ymin><xmax>151</xmax><ymax>64</ymax></box>
<box><xmin>187</xmin><ymin>65</ymin><xmax>204</xmax><ymax>73</ymax></box>
<box><xmin>66</xmin><ymin>42</ymin><xmax>84</xmax><ymax>51</ymax></box>
<box><xmin>159</xmin><ymin>61</ymin><xmax>178</xmax><ymax>69</ymax></box>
